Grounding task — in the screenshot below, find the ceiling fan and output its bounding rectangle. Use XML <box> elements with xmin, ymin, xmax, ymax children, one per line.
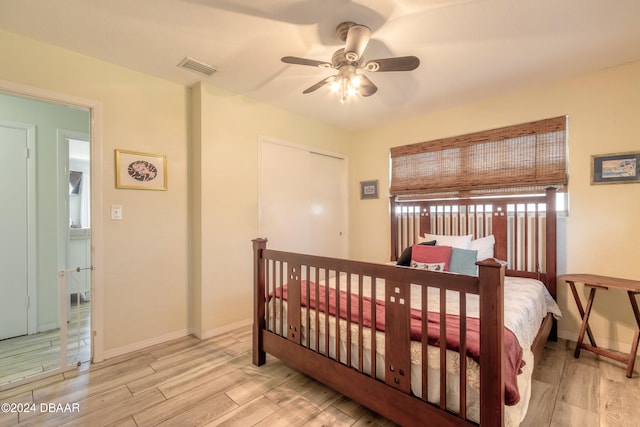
<box><xmin>282</xmin><ymin>21</ymin><xmax>420</xmax><ymax>103</ymax></box>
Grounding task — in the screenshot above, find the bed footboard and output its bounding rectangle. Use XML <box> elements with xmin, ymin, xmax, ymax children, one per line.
<box><xmin>252</xmin><ymin>238</ymin><xmax>507</xmax><ymax>427</ymax></box>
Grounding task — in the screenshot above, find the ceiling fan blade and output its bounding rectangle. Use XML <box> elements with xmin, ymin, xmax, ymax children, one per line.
<box><xmin>302</xmin><ymin>76</ymin><xmax>335</xmax><ymax>94</ymax></box>
<box><xmin>357</xmin><ymin>74</ymin><xmax>377</xmax><ymax>97</ymax></box>
<box><xmin>344</xmin><ymin>24</ymin><xmax>372</xmax><ymax>62</ymax></box>
<box><xmin>282</xmin><ymin>56</ymin><xmax>332</xmax><ymax>68</ymax></box>
<box><xmin>363</xmin><ymin>56</ymin><xmax>420</xmax><ymax>72</ymax></box>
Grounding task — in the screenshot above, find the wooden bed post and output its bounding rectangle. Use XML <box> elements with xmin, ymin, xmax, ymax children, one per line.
<box><xmin>545</xmin><ymin>187</ymin><xmax>557</xmax><ymax>299</ymax></box>
<box><xmin>252</xmin><ymin>238</ymin><xmax>267</xmax><ymax>366</ymax></box>
<box><xmin>545</xmin><ymin>187</ymin><xmax>558</xmax><ymax>341</ymax></box>
<box><xmin>477</xmin><ymin>258</ymin><xmax>505</xmax><ymax>427</ymax></box>
<box><xmin>491</xmin><ymin>202</ymin><xmax>508</xmax><ymax>262</ymax></box>
<box><xmin>390</xmin><ymin>195</ymin><xmax>398</xmax><ymax>261</ymax></box>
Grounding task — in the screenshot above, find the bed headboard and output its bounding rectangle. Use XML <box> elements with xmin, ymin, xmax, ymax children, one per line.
<box><xmin>390</xmin><ymin>187</ymin><xmax>557</xmax><ymax>298</ymax></box>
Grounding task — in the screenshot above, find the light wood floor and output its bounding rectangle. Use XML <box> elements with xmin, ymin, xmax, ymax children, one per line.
<box><xmin>0</xmin><ymin>325</ymin><xmax>638</xmax><ymax>426</ymax></box>
<box><xmin>0</xmin><ymin>302</ymin><xmax>91</xmax><ymax>388</ymax></box>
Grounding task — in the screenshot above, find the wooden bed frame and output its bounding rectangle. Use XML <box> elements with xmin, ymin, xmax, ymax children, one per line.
<box><xmin>252</xmin><ymin>188</ymin><xmax>557</xmax><ymax>426</ymax></box>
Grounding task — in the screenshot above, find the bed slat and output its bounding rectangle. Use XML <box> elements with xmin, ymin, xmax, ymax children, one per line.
<box><xmin>460</xmin><ymin>292</ymin><xmax>467</xmax><ymax>420</ymax></box>
<box><xmin>439</xmin><ymin>287</ymin><xmax>447</xmax><ymax>410</ymax></box>
<box><xmin>421</xmin><ymin>285</ymin><xmax>429</xmax><ymax>402</ymax></box>
<box><xmin>286</xmin><ymin>264</ymin><xmax>302</xmax><ymax>344</ymax></box>
<box><xmin>385</xmin><ymin>280</ymin><xmax>411</xmax><ymax>393</ymax></box>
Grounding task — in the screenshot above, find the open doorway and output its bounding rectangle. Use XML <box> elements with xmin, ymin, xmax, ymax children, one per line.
<box><xmin>0</xmin><ymin>90</ymin><xmax>95</xmax><ymax>389</ymax></box>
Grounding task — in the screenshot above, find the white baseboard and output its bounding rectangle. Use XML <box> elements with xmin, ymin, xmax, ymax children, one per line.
<box><xmin>37</xmin><ymin>322</ymin><xmax>59</xmax><ymax>333</ymax></box>
<box><xmin>193</xmin><ymin>318</ymin><xmax>252</xmax><ymax>340</ymax></box>
<box><xmin>101</xmin><ymin>318</ymin><xmax>253</xmax><ymax>360</ymax></box>
<box><xmin>102</xmin><ymin>328</ymin><xmax>191</xmax><ymax>360</ymax></box>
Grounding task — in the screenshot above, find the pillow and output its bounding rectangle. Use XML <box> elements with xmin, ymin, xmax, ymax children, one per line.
<box><xmin>424</xmin><ymin>233</ymin><xmax>473</xmax><ymax>250</ymax></box>
<box><xmin>470</xmin><ymin>235</ymin><xmax>495</xmax><ymax>261</ymax></box>
<box><xmin>410</xmin><ymin>261</ymin><xmax>445</xmax><ymax>271</ymax></box>
<box><xmin>449</xmin><ymin>247</ymin><xmax>479</xmax><ymax>276</ymax></box>
<box><xmin>411</xmin><ymin>245</ymin><xmax>453</xmax><ymax>271</ymax></box>
<box><xmin>396</xmin><ymin>240</ymin><xmax>436</xmax><ymax>266</ymax></box>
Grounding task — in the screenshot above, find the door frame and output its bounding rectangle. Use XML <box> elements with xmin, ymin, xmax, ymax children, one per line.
<box><xmin>0</xmin><ymin>119</ymin><xmax>37</xmax><ymax>335</ymax></box>
<box><xmin>0</xmin><ymin>78</ymin><xmax>105</xmax><ymax>364</ymax></box>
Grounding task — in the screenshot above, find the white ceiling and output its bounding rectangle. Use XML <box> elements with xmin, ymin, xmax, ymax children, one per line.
<box><xmin>1</xmin><ymin>0</ymin><xmax>639</xmax><ymax>130</ymax></box>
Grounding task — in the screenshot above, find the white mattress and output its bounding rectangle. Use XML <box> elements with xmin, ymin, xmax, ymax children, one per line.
<box><xmin>267</xmin><ymin>273</ymin><xmax>561</xmax><ymax>426</ymax></box>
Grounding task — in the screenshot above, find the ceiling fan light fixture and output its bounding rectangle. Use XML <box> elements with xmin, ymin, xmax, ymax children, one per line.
<box><xmin>283</xmin><ymin>21</ymin><xmax>417</xmax><ymax>101</ymax></box>
<box><xmin>333</xmin><ymin>74</ymin><xmax>363</xmax><ymax>103</ymax></box>
<box><xmin>331</xmin><ymin>65</ymin><xmax>362</xmax><ymax>103</ymax></box>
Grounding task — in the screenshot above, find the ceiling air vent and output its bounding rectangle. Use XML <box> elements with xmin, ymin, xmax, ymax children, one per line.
<box><xmin>177</xmin><ymin>57</ymin><xmax>217</xmax><ymax>77</ymax></box>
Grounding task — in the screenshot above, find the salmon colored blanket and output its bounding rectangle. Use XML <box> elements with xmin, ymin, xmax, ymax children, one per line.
<box><xmin>275</xmin><ymin>281</ymin><xmax>524</xmax><ymax>405</ymax></box>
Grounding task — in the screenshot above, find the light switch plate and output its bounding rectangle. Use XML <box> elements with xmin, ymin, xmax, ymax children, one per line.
<box><xmin>111</xmin><ymin>205</ymin><xmax>123</xmax><ymax>220</ymax></box>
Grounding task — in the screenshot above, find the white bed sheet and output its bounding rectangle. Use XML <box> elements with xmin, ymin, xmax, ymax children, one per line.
<box><xmin>267</xmin><ymin>273</ymin><xmax>561</xmax><ymax>426</ymax></box>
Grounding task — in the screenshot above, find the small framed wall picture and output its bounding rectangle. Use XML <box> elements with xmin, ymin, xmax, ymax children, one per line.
<box><xmin>360</xmin><ymin>180</ymin><xmax>379</xmax><ymax>199</ymax></box>
<box><xmin>591</xmin><ymin>151</ymin><xmax>640</xmax><ymax>185</ymax></box>
<box><xmin>115</xmin><ymin>149</ymin><xmax>168</xmax><ymax>190</ymax></box>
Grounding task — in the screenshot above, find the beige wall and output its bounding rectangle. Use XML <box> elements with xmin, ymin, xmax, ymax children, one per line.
<box><xmin>192</xmin><ymin>82</ymin><xmax>351</xmax><ymax>336</ymax></box>
<box><xmin>0</xmin><ymin>30</ymin><xmax>191</xmax><ymax>355</ymax></box>
<box><xmin>349</xmin><ymin>60</ymin><xmax>640</xmax><ymax>352</ymax></box>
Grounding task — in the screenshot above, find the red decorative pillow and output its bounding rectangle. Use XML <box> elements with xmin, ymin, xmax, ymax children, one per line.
<box><xmin>410</xmin><ymin>245</ymin><xmax>453</xmax><ymax>271</ymax></box>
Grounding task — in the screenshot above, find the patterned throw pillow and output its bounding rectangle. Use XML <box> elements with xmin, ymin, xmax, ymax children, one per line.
<box><xmin>410</xmin><ymin>261</ymin><xmax>446</xmax><ymax>271</ymax></box>
<box><xmin>411</xmin><ymin>244</ymin><xmax>453</xmax><ymax>271</ymax></box>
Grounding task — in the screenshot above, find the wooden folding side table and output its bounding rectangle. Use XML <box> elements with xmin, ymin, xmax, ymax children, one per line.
<box><xmin>559</xmin><ymin>273</ymin><xmax>640</xmax><ymax>378</ymax></box>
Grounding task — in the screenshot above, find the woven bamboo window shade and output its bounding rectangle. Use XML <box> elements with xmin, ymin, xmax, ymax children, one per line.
<box><xmin>390</xmin><ymin>116</ymin><xmax>567</xmax><ymax>198</ymax></box>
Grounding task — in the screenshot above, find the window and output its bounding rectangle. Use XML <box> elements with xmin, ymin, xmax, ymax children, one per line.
<box><xmin>389</xmin><ymin>116</ymin><xmax>568</xmax><ymax>199</ymax></box>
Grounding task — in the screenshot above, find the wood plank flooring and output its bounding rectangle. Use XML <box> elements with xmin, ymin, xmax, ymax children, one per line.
<box><xmin>0</xmin><ymin>324</ymin><xmax>638</xmax><ymax>426</ymax></box>
<box><xmin>521</xmin><ymin>339</ymin><xmax>640</xmax><ymax>427</ymax></box>
<box><xmin>0</xmin><ymin>303</ymin><xmax>91</xmax><ymax>388</ymax></box>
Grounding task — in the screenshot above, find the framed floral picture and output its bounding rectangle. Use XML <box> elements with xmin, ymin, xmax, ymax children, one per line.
<box><xmin>115</xmin><ymin>149</ymin><xmax>167</xmax><ymax>190</ymax></box>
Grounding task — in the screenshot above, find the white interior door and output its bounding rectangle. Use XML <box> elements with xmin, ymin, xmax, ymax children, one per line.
<box><xmin>0</xmin><ymin>124</ymin><xmax>30</xmax><ymax>340</ymax></box>
<box><xmin>259</xmin><ymin>139</ymin><xmax>348</xmax><ymax>258</ymax></box>
<box><xmin>259</xmin><ymin>141</ymin><xmax>311</xmax><ymax>254</ymax></box>
<box><xmin>308</xmin><ymin>152</ymin><xmax>348</xmax><ymax>257</ymax></box>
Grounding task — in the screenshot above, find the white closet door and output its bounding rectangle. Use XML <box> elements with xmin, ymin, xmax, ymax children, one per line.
<box><xmin>308</xmin><ymin>152</ymin><xmax>347</xmax><ymax>258</ymax></box>
<box><xmin>259</xmin><ymin>141</ymin><xmax>310</xmax><ymax>254</ymax></box>
<box><xmin>259</xmin><ymin>140</ymin><xmax>347</xmax><ymax>258</ymax></box>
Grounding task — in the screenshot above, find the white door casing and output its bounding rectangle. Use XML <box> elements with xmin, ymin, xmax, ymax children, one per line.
<box><xmin>0</xmin><ymin>79</ymin><xmax>104</xmax><ymax>366</ymax></box>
